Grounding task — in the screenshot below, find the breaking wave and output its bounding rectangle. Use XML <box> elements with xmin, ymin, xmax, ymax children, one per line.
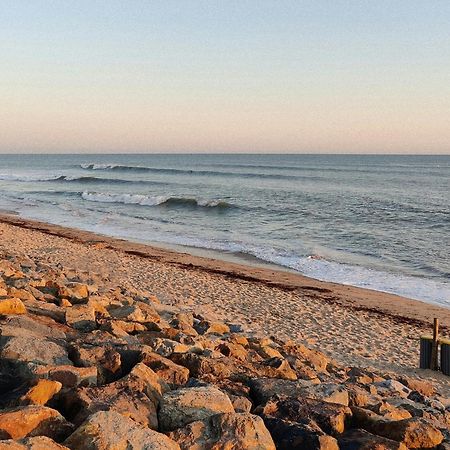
<box><xmin>80</xmin><ymin>192</ymin><xmax>233</xmax><ymax>209</ymax></box>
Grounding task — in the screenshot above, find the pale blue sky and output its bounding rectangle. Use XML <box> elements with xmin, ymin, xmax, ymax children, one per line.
<box><xmin>1</xmin><ymin>1</ymin><xmax>449</xmax><ymax>153</ymax></box>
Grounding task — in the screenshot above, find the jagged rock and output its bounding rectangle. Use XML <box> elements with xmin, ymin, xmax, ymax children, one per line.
<box><xmin>170</xmin><ymin>313</ymin><xmax>198</xmax><ymax>336</ymax></box>
<box><xmin>282</xmin><ymin>341</ymin><xmax>330</xmax><ymax>372</ymax></box>
<box><xmin>0</xmin><ymin>436</ymin><xmax>69</xmax><ymax>449</ymax></box>
<box><xmin>260</xmin><ymin>357</ymin><xmax>298</xmax><ymax>380</ymax></box>
<box><xmin>20</xmin><ymin>300</ymin><xmax>65</xmax><ymax>323</ymax></box>
<box><xmin>373</xmin><ymin>380</ymin><xmax>411</xmax><ymax>399</ymax></box>
<box><xmin>58</xmin><ymin>283</ymin><xmax>89</xmax><ymax>303</ymax></box>
<box><xmin>229</xmin><ymin>394</ymin><xmax>253</xmax><ymax>413</ymax></box>
<box><xmin>371</xmin><ymin>417</ymin><xmax>444</xmax><ymax>449</ymax></box>
<box><xmin>65</xmin><ymin>305</ymin><xmax>96</xmax><ymax>332</ymax></box>
<box><xmin>288</xmin><ymin>357</ymin><xmax>319</xmax><ymax>380</ymax></box>
<box><xmin>346</xmin><ymin>367</ymin><xmax>385</xmax><ymax>384</ymax></box>
<box><xmin>33</xmin><ymin>364</ymin><xmax>97</xmax><ymax>388</ymax></box>
<box><xmin>338</xmin><ymin>429</ymin><xmax>408</xmax><ymax>450</ymax></box>
<box><xmin>248</xmin><ymin>377</ymin><xmax>318</xmax><ymax>405</ymax></box>
<box><xmin>145</xmin><ymin>338</ymin><xmax>189</xmax><ymax>357</ymax></box>
<box><xmin>0</xmin><ymin>336</ymin><xmax>71</xmax><ymax>368</ymax></box>
<box><xmin>373</xmin><ymin>401</ymin><xmax>412</xmax><ymax>421</ymax></box>
<box><xmin>195</xmin><ymin>320</ymin><xmax>230</xmax><ymax>335</ymax></box>
<box><xmin>260</xmin><ymin>395</ymin><xmax>352</xmax><ymax>435</ymax></box>
<box><xmin>0</xmin><ymin>299</ymin><xmax>26</xmax><ymax>315</ymax></box>
<box><xmin>168</xmin><ymin>412</ymin><xmax>276</xmax><ymax>450</ymax></box>
<box><xmin>399</xmin><ymin>376</ymin><xmax>435</xmax><ymax>397</ymax></box>
<box><xmin>0</xmin><ymin>315</ymin><xmax>66</xmax><ymax>340</ymax></box>
<box><xmin>263</xmin><ymin>417</ymin><xmax>339</xmax><ymax>450</ymax></box>
<box><xmin>216</xmin><ymin>342</ymin><xmax>248</xmax><ymax>361</ymax></box>
<box><xmin>300</xmin><ymin>383</ymin><xmax>349</xmax><ymax>406</ymax></box>
<box><xmin>170</xmin><ymin>352</ymin><xmax>233</xmax><ymax>381</ymax></box>
<box><xmin>109</xmin><ymin>303</ymin><xmax>160</xmax><ymax>324</ymax></box>
<box><xmin>63</xmin><ymin>363</ymin><xmax>167</xmax><ymax>428</ymax></box>
<box><xmin>20</xmin><ymin>379</ymin><xmax>62</xmax><ymax>406</ymax></box>
<box><xmin>158</xmin><ymin>386</ymin><xmax>235</xmax><ymax>431</ymax></box>
<box><xmin>64</xmin><ymin>410</ymin><xmax>180</xmax><ymax>449</ymax></box>
<box><xmin>0</xmin><ymin>406</ymin><xmax>73</xmax><ymax>441</ymax></box>
<box><xmin>68</xmin><ymin>343</ymin><xmax>121</xmax><ymax>384</ymax></box>
<box><xmin>141</xmin><ymin>349</ymin><xmax>190</xmax><ymax>386</ymax></box>
<box><xmin>346</xmin><ymin>383</ymin><xmax>382</xmax><ymax>408</ymax></box>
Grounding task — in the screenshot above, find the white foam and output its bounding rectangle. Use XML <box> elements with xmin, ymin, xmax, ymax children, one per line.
<box><xmin>81</xmin><ymin>192</ymin><xmax>168</xmax><ymax>206</ymax></box>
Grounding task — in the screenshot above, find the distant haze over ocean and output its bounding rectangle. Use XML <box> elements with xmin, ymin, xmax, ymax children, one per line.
<box><xmin>0</xmin><ymin>154</ymin><xmax>449</xmax><ymax>307</ymax></box>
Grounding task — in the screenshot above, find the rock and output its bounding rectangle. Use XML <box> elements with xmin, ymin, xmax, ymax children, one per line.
<box><xmin>169</xmin><ymin>412</ymin><xmax>276</xmax><ymax>450</ymax></box>
<box><xmin>338</xmin><ymin>429</ymin><xmax>408</xmax><ymax>450</ymax></box>
<box><xmin>20</xmin><ymin>380</ymin><xmax>62</xmax><ymax>406</ymax></box>
<box><xmin>248</xmin><ymin>377</ymin><xmax>318</xmax><ymax>405</ymax></box>
<box><xmin>371</xmin><ymin>417</ymin><xmax>444</xmax><ymax>449</ymax></box>
<box><xmin>282</xmin><ymin>341</ymin><xmax>330</xmax><ymax>372</ymax></box>
<box><xmin>216</xmin><ymin>342</ymin><xmax>248</xmax><ymax>361</ymax></box>
<box><xmin>347</xmin><ymin>367</ymin><xmax>384</xmax><ymax>385</ymax></box>
<box><xmin>0</xmin><ymin>436</ymin><xmax>70</xmax><ymax>449</ymax></box>
<box><xmin>64</xmin><ymin>363</ymin><xmax>167</xmax><ymax>428</ymax></box>
<box><xmin>170</xmin><ymin>352</ymin><xmax>233</xmax><ymax>381</ymax></box>
<box><xmin>158</xmin><ymin>386</ymin><xmax>235</xmax><ymax>431</ymax></box>
<box><xmin>0</xmin><ymin>299</ymin><xmax>26</xmax><ymax>315</ymax></box>
<box><xmin>263</xmin><ymin>417</ymin><xmax>339</xmax><ymax>450</ymax></box>
<box><xmin>1</xmin><ymin>336</ymin><xmax>71</xmax><ymax>368</ymax></box>
<box><xmin>230</xmin><ymin>394</ymin><xmax>253</xmax><ymax>413</ymax></box>
<box><xmin>64</xmin><ymin>410</ymin><xmax>180</xmax><ymax>449</ymax></box>
<box><xmin>141</xmin><ymin>349</ymin><xmax>190</xmax><ymax>386</ymax></box>
<box><xmin>373</xmin><ymin>380</ymin><xmax>411</xmax><ymax>399</ymax></box>
<box><xmin>21</xmin><ymin>301</ymin><xmax>65</xmax><ymax>323</ymax></box>
<box><xmin>300</xmin><ymin>383</ymin><xmax>349</xmax><ymax>406</ymax></box>
<box><xmin>260</xmin><ymin>395</ymin><xmax>352</xmax><ymax>435</ymax></box>
<box><xmin>289</xmin><ymin>357</ymin><xmax>319</xmax><ymax>380</ymax></box>
<box><xmin>399</xmin><ymin>377</ymin><xmax>436</xmax><ymax>397</ymax></box>
<box><xmin>260</xmin><ymin>357</ymin><xmax>298</xmax><ymax>380</ymax></box>
<box><xmin>0</xmin><ymin>315</ymin><xmax>66</xmax><ymax>340</ymax></box>
<box><xmin>146</xmin><ymin>338</ymin><xmax>189</xmax><ymax>357</ymax></box>
<box><xmin>109</xmin><ymin>303</ymin><xmax>160</xmax><ymax>324</ymax></box>
<box><xmin>0</xmin><ymin>406</ymin><xmax>73</xmax><ymax>441</ymax></box>
<box><xmin>34</xmin><ymin>365</ymin><xmax>98</xmax><ymax>388</ymax></box>
<box><xmin>65</xmin><ymin>305</ymin><xmax>96</xmax><ymax>332</ymax></box>
<box><xmin>58</xmin><ymin>282</ymin><xmax>89</xmax><ymax>303</ymax></box>
<box><xmin>195</xmin><ymin>320</ymin><xmax>230</xmax><ymax>335</ymax></box>
<box><xmin>68</xmin><ymin>343</ymin><xmax>121</xmax><ymax>384</ymax></box>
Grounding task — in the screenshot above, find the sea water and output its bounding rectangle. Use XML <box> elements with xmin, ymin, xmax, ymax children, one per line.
<box><xmin>0</xmin><ymin>154</ymin><xmax>448</xmax><ymax>307</ymax></box>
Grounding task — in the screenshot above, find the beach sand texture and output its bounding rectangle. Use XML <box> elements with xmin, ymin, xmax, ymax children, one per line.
<box><xmin>0</xmin><ymin>214</ymin><xmax>449</xmax><ymax>395</ymax></box>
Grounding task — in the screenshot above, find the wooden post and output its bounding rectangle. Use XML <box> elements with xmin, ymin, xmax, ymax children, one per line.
<box><xmin>431</xmin><ymin>318</ymin><xmax>439</xmax><ymax>371</ymax></box>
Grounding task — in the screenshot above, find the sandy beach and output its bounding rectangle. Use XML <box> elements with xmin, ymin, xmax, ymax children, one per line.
<box><xmin>0</xmin><ymin>213</ymin><xmax>448</xmax><ymax>395</ymax></box>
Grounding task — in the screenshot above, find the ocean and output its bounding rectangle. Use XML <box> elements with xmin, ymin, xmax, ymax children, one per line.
<box><xmin>0</xmin><ymin>154</ymin><xmax>448</xmax><ymax>307</ymax></box>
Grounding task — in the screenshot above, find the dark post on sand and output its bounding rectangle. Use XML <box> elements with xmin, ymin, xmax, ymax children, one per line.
<box><xmin>431</xmin><ymin>318</ymin><xmax>439</xmax><ymax>371</ymax></box>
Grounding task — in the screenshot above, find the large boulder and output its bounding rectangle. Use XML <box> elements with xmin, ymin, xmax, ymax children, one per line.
<box><xmin>0</xmin><ymin>299</ymin><xmax>26</xmax><ymax>315</ymax></box>
<box><xmin>63</xmin><ymin>363</ymin><xmax>168</xmax><ymax>428</ymax></box>
<box><xmin>20</xmin><ymin>380</ymin><xmax>62</xmax><ymax>406</ymax></box>
<box><xmin>0</xmin><ymin>336</ymin><xmax>71</xmax><ymax>369</ymax></box>
<box><xmin>168</xmin><ymin>412</ymin><xmax>276</xmax><ymax>450</ymax></box>
<box><xmin>0</xmin><ymin>436</ymin><xmax>69</xmax><ymax>449</ymax></box>
<box><xmin>371</xmin><ymin>417</ymin><xmax>443</xmax><ymax>449</ymax></box>
<box><xmin>141</xmin><ymin>349</ymin><xmax>190</xmax><ymax>386</ymax></box>
<box><xmin>339</xmin><ymin>429</ymin><xmax>408</xmax><ymax>449</ymax></box>
<box><xmin>260</xmin><ymin>395</ymin><xmax>352</xmax><ymax>435</ymax></box>
<box><xmin>65</xmin><ymin>305</ymin><xmax>96</xmax><ymax>332</ymax></box>
<box><xmin>158</xmin><ymin>386</ymin><xmax>235</xmax><ymax>431</ymax></box>
<box><xmin>248</xmin><ymin>377</ymin><xmax>318</xmax><ymax>405</ymax></box>
<box><xmin>64</xmin><ymin>411</ymin><xmax>180</xmax><ymax>449</ymax></box>
<box><xmin>0</xmin><ymin>406</ymin><xmax>73</xmax><ymax>441</ymax></box>
<box><xmin>263</xmin><ymin>417</ymin><xmax>339</xmax><ymax>450</ymax></box>
<box><xmin>170</xmin><ymin>352</ymin><xmax>233</xmax><ymax>381</ymax></box>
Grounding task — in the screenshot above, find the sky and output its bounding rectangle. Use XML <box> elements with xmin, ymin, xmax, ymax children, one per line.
<box><xmin>1</xmin><ymin>1</ymin><xmax>449</xmax><ymax>154</ymax></box>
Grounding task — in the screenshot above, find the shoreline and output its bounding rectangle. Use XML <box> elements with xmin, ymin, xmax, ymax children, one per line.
<box><xmin>0</xmin><ymin>213</ymin><xmax>449</xmax><ymax>330</ymax></box>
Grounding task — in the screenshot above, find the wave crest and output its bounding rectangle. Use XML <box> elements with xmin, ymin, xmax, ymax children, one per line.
<box><xmin>80</xmin><ymin>192</ymin><xmax>232</xmax><ymax>209</ymax></box>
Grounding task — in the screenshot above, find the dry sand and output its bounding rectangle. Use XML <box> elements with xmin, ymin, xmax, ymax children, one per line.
<box><xmin>0</xmin><ymin>214</ymin><xmax>449</xmax><ymax>392</ymax></box>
